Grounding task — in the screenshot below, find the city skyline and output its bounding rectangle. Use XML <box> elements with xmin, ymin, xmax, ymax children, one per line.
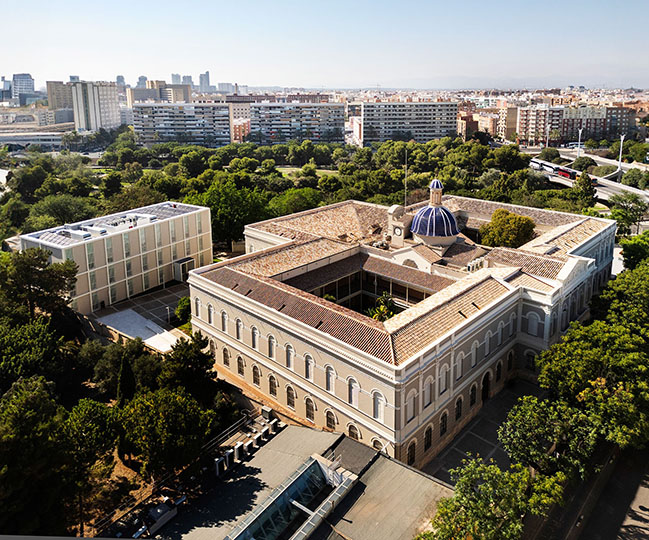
<box><xmin>6</xmin><ymin>0</ymin><xmax>649</xmax><ymax>90</ymax></box>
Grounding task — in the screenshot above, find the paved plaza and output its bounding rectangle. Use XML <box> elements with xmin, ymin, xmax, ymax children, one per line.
<box><xmin>422</xmin><ymin>379</ymin><xmax>544</xmax><ymax>485</ymax></box>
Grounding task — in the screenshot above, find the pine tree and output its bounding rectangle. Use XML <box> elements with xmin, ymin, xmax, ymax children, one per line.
<box><xmin>573</xmin><ymin>172</ymin><xmax>597</xmax><ymax>209</ymax></box>
<box><xmin>116</xmin><ymin>355</ymin><xmax>136</xmax><ymax>406</ymax></box>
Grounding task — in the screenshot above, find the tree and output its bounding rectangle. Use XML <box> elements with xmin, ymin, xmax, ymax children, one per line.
<box><xmin>63</xmin><ymin>399</ymin><xmax>116</xmax><ymax>535</ymax></box>
<box><xmin>573</xmin><ymin>172</ymin><xmax>597</xmax><ymax>208</ymax></box>
<box><xmin>598</xmin><ymin>260</ymin><xmax>649</xmax><ymax>331</ymax></box>
<box><xmin>0</xmin><ymin>377</ymin><xmax>69</xmax><ymax>535</ymax></box>
<box><xmin>419</xmin><ymin>458</ymin><xmax>564</xmax><ymax>540</ymax></box>
<box><xmin>571</xmin><ymin>156</ymin><xmax>597</xmax><ymax>171</ymax></box>
<box><xmin>538</xmin><ymin>147</ymin><xmax>560</xmax><ymax>163</ymax></box>
<box><xmin>5</xmin><ymin>248</ymin><xmax>77</xmax><ymax>318</ymax></box>
<box><xmin>93</xmin><ymin>338</ymin><xmax>151</xmax><ymax>398</ymax></box>
<box><xmin>185</xmin><ymin>178</ymin><xmax>268</xmax><ymax>245</ymax></box>
<box><xmin>101</xmin><ymin>171</ymin><xmax>123</xmax><ymax>198</ymax></box>
<box><xmin>121</xmin><ymin>388</ymin><xmax>214</xmax><ymax>479</ymax></box>
<box><xmin>104</xmin><ymin>184</ymin><xmax>166</xmax><ymax>214</ymax></box>
<box><xmin>116</xmin><ymin>355</ymin><xmax>136</xmax><ymax>406</ymax></box>
<box><xmin>479</xmin><ymin>209</ymin><xmax>535</xmax><ymax>248</ymax></box>
<box><xmin>175</xmin><ymin>296</ymin><xmax>191</xmax><ymax>324</ymax></box>
<box><xmin>536</xmin><ymin>320</ymin><xmax>649</xmax><ymax>448</ymax></box>
<box><xmin>620</xmin><ymin>231</ymin><xmax>649</xmax><ymax>270</ymax></box>
<box><xmin>585</xmin><ymin>139</ymin><xmax>599</xmax><ymax>150</ymax></box>
<box><xmin>366</xmin><ymin>292</ymin><xmax>396</xmax><ymax>322</ymax></box>
<box><xmin>609</xmin><ymin>192</ymin><xmax>648</xmax><ymax>236</ymax></box>
<box><xmin>498</xmin><ymin>396</ymin><xmax>598</xmax><ymax>478</ymax></box>
<box><xmin>268</xmin><ymin>187</ymin><xmax>322</xmax><ymax>216</ymax></box>
<box><xmin>621</xmin><ymin>168</ymin><xmax>648</xmax><ymax>189</ymax></box>
<box><xmin>178</xmin><ymin>151</ymin><xmax>207</xmax><ymax>177</ymax></box>
<box><xmin>25</xmin><ymin>194</ymin><xmax>96</xmax><ymax>230</ymax></box>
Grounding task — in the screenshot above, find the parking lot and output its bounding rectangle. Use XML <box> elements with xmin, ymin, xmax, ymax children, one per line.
<box><xmin>422</xmin><ymin>379</ymin><xmax>544</xmax><ymax>485</ymax></box>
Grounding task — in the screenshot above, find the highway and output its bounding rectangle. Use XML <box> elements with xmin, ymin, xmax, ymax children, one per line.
<box><xmin>541</xmin><ymin>169</ymin><xmax>646</xmax><ymax>202</ymax></box>
<box><xmin>522</xmin><ymin>146</ymin><xmax>649</xmax><ymax>174</ymax></box>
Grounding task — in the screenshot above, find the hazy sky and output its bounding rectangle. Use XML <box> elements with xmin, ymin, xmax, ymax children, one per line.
<box><xmin>5</xmin><ymin>0</ymin><xmax>648</xmax><ymax>90</ymax></box>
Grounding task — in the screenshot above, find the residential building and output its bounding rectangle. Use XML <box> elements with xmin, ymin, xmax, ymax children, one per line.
<box><xmin>189</xmin><ymin>182</ymin><xmax>615</xmax><ymax>468</ymax></box>
<box><xmin>218</xmin><ymin>82</ymin><xmax>235</xmax><ymax>94</ymax></box>
<box><xmin>171</xmin><ymin>73</ymin><xmax>181</xmax><ymax>84</ymax></box>
<box><xmin>19</xmin><ymin>202</ymin><xmax>212</xmax><ymax>314</ymax></box>
<box><xmin>116</xmin><ymin>75</ymin><xmax>126</xmax><ymax>87</ymax></box>
<box><xmin>516</xmin><ymin>104</ymin><xmax>563</xmax><ymax>144</ymax></box>
<box><xmin>476</xmin><ymin>111</ymin><xmax>499</xmax><ymax>137</ymax></box>
<box><xmin>199</xmin><ymin>71</ymin><xmax>210</xmax><ymax>93</ymax></box>
<box><xmin>497</xmin><ymin>106</ymin><xmax>518</xmax><ymax>140</ymax></box>
<box><xmin>71</xmin><ymin>81</ymin><xmax>121</xmax><ymax>132</ymax></box>
<box><xmin>0</xmin><ymin>77</ymin><xmax>12</xmax><ymax>101</ymax></box>
<box><xmin>133</xmin><ymin>102</ymin><xmax>231</xmax><ymax>147</ymax></box>
<box><xmin>125</xmin><ymin>81</ymin><xmax>192</xmax><ymax>108</ymax></box>
<box><xmin>360</xmin><ymin>102</ymin><xmax>458</xmax><ymax>146</ymax></box>
<box><xmin>36</xmin><ymin>108</ymin><xmax>74</xmax><ymax>126</ymax></box>
<box><xmin>182</xmin><ymin>75</ymin><xmax>194</xmax><ymax>88</ymax></box>
<box><xmin>136</xmin><ymin>75</ymin><xmax>147</xmax><ymax>88</ymax></box>
<box><xmin>561</xmin><ymin>105</ymin><xmax>607</xmax><ymax>141</ymax></box>
<box><xmin>69</xmin><ymin>75</ymin><xmax>80</xmax><ymax>82</ymax></box>
<box><xmin>457</xmin><ymin>112</ymin><xmax>478</xmax><ymax>141</ymax></box>
<box><xmin>120</xmin><ymin>107</ymin><xmax>134</xmax><ymax>126</ymax></box>
<box><xmin>249</xmin><ymin>102</ymin><xmax>345</xmax><ymax>144</ymax></box>
<box><xmin>46</xmin><ymin>81</ymin><xmax>74</xmax><ymax>110</ymax></box>
<box><xmin>606</xmin><ymin>106</ymin><xmax>635</xmax><ymax>138</ymax></box>
<box><xmin>231</xmin><ymin>118</ymin><xmax>251</xmax><ymax>143</ymax></box>
<box><xmin>11</xmin><ymin>73</ymin><xmax>34</xmax><ymax>99</ymax></box>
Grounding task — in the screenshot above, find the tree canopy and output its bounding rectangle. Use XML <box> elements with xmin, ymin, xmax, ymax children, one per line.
<box><xmin>479</xmin><ymin>208</ymin><xmax>536</xmax><ymax>248</ymax></box>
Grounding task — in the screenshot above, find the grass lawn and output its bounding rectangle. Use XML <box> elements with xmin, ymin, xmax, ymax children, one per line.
<box><xmin>277</xmin><ymin>166</ymin><xmax>337</xmax><ymax>177</ymax></box>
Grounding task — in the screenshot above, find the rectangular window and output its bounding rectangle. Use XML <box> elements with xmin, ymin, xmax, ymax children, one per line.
<box><xmin>86</xmin><ymin>243</ymin><xmax>95</xmax><ymax>270</ymax></box>
<box><xmin>64</xmin><ymin>248</ymin><xmax>73</xmax><ymax>261</ymax></box>
<box><xmin>105</xmin><ymin>237</ymin><xmax>113</xmax><ymax>263</ymax></box>
<box><xmin>108</xmin><ymin>265</ymin><xmax>116</xmax><ymax>284</ymax></box>
<box><xmin>143</xmin><ymin>273</ymin><xmax>150</xmax><ymax>290</ymax></box>
<box><xmin>157</xmin><ymin>249</ymin><xmax>163</xmax><ymax>267</ymax></box>
<box><xmin>126</xmin><ymin>259</ymin><xmax>132</xmax><ymax>277</ymax></box>
<box><xmin>183</xmin><ymin>215</ymin><xmax>189</xmax><ymax>238</ymax></box>
<box><xmin>155</xmin><ymin>223</ymin><xmax>162</xmax><ymax>248</ymax></box>
<box><xmin>196</xmin><ymin>213</ymin><xmax>202</xmax><ymax>234</ymax></box>
<box><xmin>158</xmin><ymin>267</ymin><xmax>164</xmax><ymax>285</ymax></box>
<box><xmin>89</xmin><ymin>271</ymin><xmax>97</xmax><ymax>290</ymax></box>
<box><xmin>200</xmin><ymin>252</ymin><xmax>205</xmax><ymax>266</ymax></box>
<box><xmin>139</xmin><ymin>228</ymin><xmax>147</xmax><ymax>252</ymax></box>
<box><xmin>123</xmin><ymin>233</ymin><xmax>130</xmax><ymax>258</ymax></box>
<box><xmin>185</xmin><ymin>240</ymin><xmax>191</xmax><ymax>257</ymax></box>
<box><xmin>142</xmin><ymin>254</ymin><xmax>148</xmax><ymax>271</ymax></box>
<box><xmin>110</xmin><ymin>285</ymin><xmax>117</xmax><ymax>304</ymax></box>
<box><xmin>170</xmin><ymin>220</ymin><xmax>176</xmax><ymax>242</ymax></box>
<box><xmin>172</xmin><ymin>243</ymin><xmax>177</xmax><ymax>260</ymax></box>
<box><xmin>199</xmin><ymin>235</ymin><xmax>204</xmax><ymax>250</ymax></box>
<box><xmin>91</xmin><ymin>292</ymin><xmax>99</xmax><ymax>311</ymax></box>
<box><xmin>127</xmin><ymin>279</ymin><xmax>134</xmax><ymax>296</ymax></box>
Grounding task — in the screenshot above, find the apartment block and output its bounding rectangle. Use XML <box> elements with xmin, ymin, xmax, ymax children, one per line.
<box><xmin>497</xmin><ymin>106</ymin><xmax>518</xmax><ymax>141</ymax></box>
<box><xmin>606</xmin><ymin>106</ymin><xmax>635</xmax><ymax>138</ymax></box>
<box><xmin>126</xmin><ymin>81</ymin><xmax>192</xmax><ymax>108</ymax></box>
<box><xmin>561</xmin><ymin>105</ymin><xmax>607</xmax><ymax>140</ymax></box>
<box><xmin>360</xmin><ymin>102</ymin><xmax>458</xmax><ymax>146</ymax></box>
<box><xmin>36</xmin><ymin>108</ymin><xmax>74</xmax><ymax>126</ymax></box>
<box><xmin>249</xmin><ymin>102</ymin><xmax>345</xmax><ymax>144</ymax></box>
<box><xmin>46</xmin><ymin>81</ymin><xmax>74</xmax><ymax>110</ymax></box>
<box><xmin>516</xmin><ymin>104</ymin><xmax>563</xmax><ymax>144</ymax></box>
<box><xmin>11</xmin><ymin>73</ymin><xmax>34</xmax><ymax>99</ymax></box>
<box><xmin>71</xmin><ymin>81</ymin><xmax>121</xmax><ymax>132</ymax></box>
<box><xmin>19</xmin><ymin>202</ymin><xmax>212</xmax><ymax>315</ymax></box>
<box><xmin>133</xmin><ymin>102</ymin><xmax>231</xmax><ymax>147</ymax></box>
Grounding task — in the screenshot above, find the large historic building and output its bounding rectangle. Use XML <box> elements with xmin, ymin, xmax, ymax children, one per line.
<box><xmin>188</xmin><ymin>183</ymin><xmax>615</xmax><ymax>468</ymax></box>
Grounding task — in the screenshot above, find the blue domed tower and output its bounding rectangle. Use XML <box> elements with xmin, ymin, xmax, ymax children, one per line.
<box><xmin>410</xmin><ymin>179</ymin><xmax>459</xmax><ymax>246</ymax></box>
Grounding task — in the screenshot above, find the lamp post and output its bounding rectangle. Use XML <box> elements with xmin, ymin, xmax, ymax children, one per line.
<box><xmin>617</xmin><ymin>133</ymin><xmax>626</xmax><ymax>182</ymax></box>
<box><xmin>166</xmin><ymin>306</ymin><xmax>171</xmax><ymax>324</ymax></box>
<box><xmin>545</xmin><ymin>123</ymin><xmax>550</xmax><ymax>149</ymax></box>
<box><xmin>577</xmin><ymin>127</ymin><xmax>584</xmax><ymax>158</ymax></box>
<box><xmin>404</xmin><ymin>147</ymin><xmax>408</xmax><ymax>207</ymax></box>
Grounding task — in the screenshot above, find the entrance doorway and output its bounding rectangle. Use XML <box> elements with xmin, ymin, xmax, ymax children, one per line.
<box><xmin>481</xmin><ymin>372</ymin><xmax>491</xmax><ymax>402</ymax></box>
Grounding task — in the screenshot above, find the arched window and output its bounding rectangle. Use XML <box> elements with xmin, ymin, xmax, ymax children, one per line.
<box><xmin>407</xmin><ymin>441</ymin><xmax>416</xmax><ymax>465</ymax></box>
<box><xmin>509</xmin><ymin>313</ymin><xmax>516</xmax><ymax>336</ymax></box>
<box><xmin>372</xmin><ymin>392</ymin><xmax>385</xmax><ymax>422</ymax></box>
<box><xmin>440</xmin><ymin>413</ymin><xmax>448</xmax><ymax>436</ymax></box>
<box><xmin>207</xmin><ymin>304</ymin><xmax>214</xmax><ymax>325</ymax></box>
<box><xmin>285</xmin><ymin>344</ymin><xmax>294</xmax><ymax>369</ymax></box>
<box><xmin>507</xmin><ymin>351</ymin><xmax>514</xmax><ymax>371</ymax></box>
<box><xmin>223</xmin><ymin>348</ymin><xmax>230</xmax><ymax>367</ymax></box>
<box><xmin>236</xmin><ymin>319</ymin><xmax>243</xmax><ymax>340</ymax></box>
<box><xmin>470</xmin><ymin>384</ymin><xmax>477</xmax><ymax>406</ymax></box>
<box><xmin>439</xmin><ymin>366</ymin><xmax>449</xmax><ymax>394</ymax></box>
<box><xmin>498</xmin><ymin>321</ymin><xmax>504</xmax><ymax>346</ymax></box>
<box><xmin>326</xmin><ymin>410</ymin><xmax>336</xmax><ymax>430</ymax></box>
<box><xmin>423</xmin><ymin>378</ymin><xmax>433</xmax><ymax>407</ymax></box>
<box><xmin>252</xmin><ymin>365</ymin><xmax>261</xmax><ymax>386</ymax></box>
<box><xmin>373</xmin><ymin>439</ymin><xmax>384</xmax><ymax>451</ymax></box>
<box><xmin>348</xmin><ymin>424</ymin><xmax>360</xmax><ymax>440</ymax></box>
<box><xmin>269</xmin><ymin>375</ymin><xmax>277</xmax><ymax>397</ymax></box>
<box><xmin>561</xmin><ymin>306</ymin><xmax>569</xmax><ymax>331</ymax></box>
<box><xmin>209</xmin><ymin>339</ymin><xmax>216</xmax><ymax>357</ymax></box>
<box><xmin>194</xmin><ymin>297</ymin><xmax>201</xmax><ymax>317</ymax></box>
<box><xmin>305</xmin><ymin>398</ymin><xmax>315</xmax><ymax>422</ymax></box>
<box><xmin>455</xmin><ymin>353</ymin><xmax>463</xmax><ymax>380</ymax></box>
<box><xmin>251</xmin><ymin>326</ymin><xmax>259</xmax><ymax>350</ymax></box>
<box><xmin>220</xmin><ymin>310</ymin><xmax>227</xmax><ymax>331</ymax></box>
<box><xmin>406</xmin><ymin>390</ymin><xmax>417</xmax><ymax>423</ymax></box>
<box><xmin>304</xmin><ymin>354</ymin><xmax>314</xmax><ymax>380</ymax></box>
<box><xmin>455</xmin><ymin>397</ymin><xmax>463</xmax><ymax>420</ymax></box>
<box><xmin>550</xmin><ymin>312</ymin><xmax>558</xmax><ymax>336</ymax></box>
<box><xmin>527</xmin><ymin>313</ymin><xmax>539</xmax><ymax>337</ymax></box>
<box><xmin>484</xmin><ymin>331</ymin><xmax>492</xmax><ymax>356</ymax></box>
<box><xmin>424</xmin><ymin>426</ymin><xmax>432</xmax><ymax>450</ymax></box>
<box><xmin>526</xmin><ymin>352</ymin><xmax>536</xmax><ymax>372</ymax></box>
<box><xmin>287</xmin><ymin>386</ymin><xmax>296</xmax><ymax>409</ymax></box>
<box><xmin>348</xmin><ymin>378</ymin><xmax>360</xmax><ymax>407</ymax></box>
<box><xmin>237</xmin><ymin>356</ymin><xmax>244</xmax><ymax>376</ymax></box>
<box><xmin>496</xmin><ymin>361</ymin><xmax>502</xmax><ymax>381</ymax></box>
<box><xmin>471</xmin><ymin>341</ymin><xmax>478</xmax><ymax>367</ymax></box>
<box><xmin>326</xmin><ymin>366</ymin><xmax>335</xmax><ymax>393</ymax></box>
<box><xmin>268</xmin><ymin>335</ymin><xmax>275</xmax><ymax>359</ymax></box>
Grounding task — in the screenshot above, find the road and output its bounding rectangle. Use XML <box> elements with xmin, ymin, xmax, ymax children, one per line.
<box><xmin>522</xmin><ymin>146</ymin><xmax>649</xmax><ymax>174</ymax></box>
<box><xmin>542</xmin><ymin>170</ymin><xmax>649</xmax><ymax>202</ymax></box>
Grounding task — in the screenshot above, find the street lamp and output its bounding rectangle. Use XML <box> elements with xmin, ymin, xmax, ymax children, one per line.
<box><xmin>617</xmin><ymin>133</ymin><xmax>626</xmax><ymax>182</ymax></box>
<box><xmin>166</xmin><ymin>306</ymin><xmax>171</xmax><ymax>324</ymax></box>
<box><xmin>404</xmin><ymin>147</ymin><xmax>408</xmax><ymax>208</ymax></box>
<box><xmin>545</xmin><ymin>124</ymin><xmax>550</xmax><ymax>149</ymax></box>
<box><xmin>577</xmin><ymin>127</ymin><xmax>584</xmax><ymax>158</ymax></box>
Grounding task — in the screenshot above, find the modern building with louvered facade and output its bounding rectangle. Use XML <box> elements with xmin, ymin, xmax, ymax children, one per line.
<box><xmin>188</xmin><ymin>182</ymin><xmax>615</xmax><ymax>468</ymax></box>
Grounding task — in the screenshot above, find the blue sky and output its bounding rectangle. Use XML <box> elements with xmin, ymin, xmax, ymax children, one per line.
<box><xmin>5</xmin><ymin>0</ymin><xmax>648</xmax><ymax>89</ymax></box>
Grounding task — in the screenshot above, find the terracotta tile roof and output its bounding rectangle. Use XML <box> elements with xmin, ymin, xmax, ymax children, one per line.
<box><xmin>284</xmin><ymin>255</ymin><xmax>364</xmax><ymax>291</ymax></box>
<box><xmin>523</xmin><ymin>218</ymin><xmax>611</xmax><ymax>256</ymax></box>
<box><xmin>249</xmin><ymin>201</ymin><xmax>388</xmax><ymax>245</ymax></box>
<box><xmin>506</xmin><ymin>270</ymin><xmax>556</xmax><ymax>292</ymax></box>
<box><xmin>441</xmin><ymin>241</ymin><xmax>488</xmax><ymax>268</ymax></box>
<box><xmin>203</xmin><ymin>267</ymin><xmax>395</xmax><ymax>364</ymax></box>
<box><xmin>251</xmin><ymin>222</ymin><xmax>320</xmax><ymax>243</ymax></box>
<box><xmin>411</xmin><ymin>244</ymin><xmax>443</xmax><ymax>264</ymax></box>
<box><xmin>231</xmin><ymin>238</ymin><xmax>351</xmax><ymax>277</ymax></box>
<box><xmin>390</xmin><ymin>277</ymin><xmax>510</xmax><ymax>362</ymax></box>
<box><xmin>484</xmin><ymin>247</ymin><xmax>567</xmax><ymax>279</ymax></box>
